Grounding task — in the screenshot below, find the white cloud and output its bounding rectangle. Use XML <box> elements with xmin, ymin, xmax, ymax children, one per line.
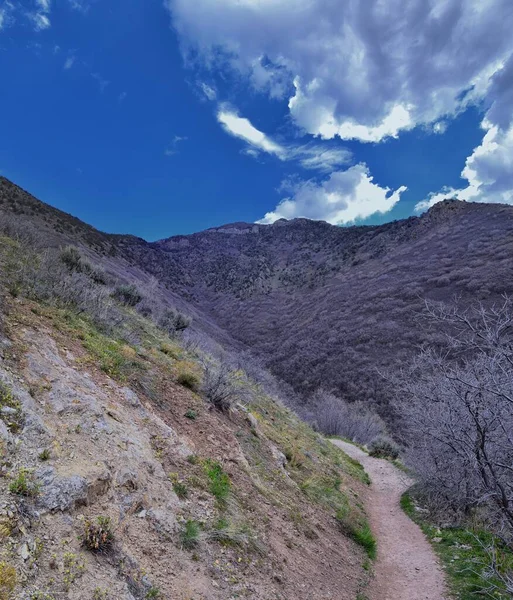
<box><xmin>217</xmin><ymin>107</ymin><xmax>351</xmax><ymax>171</ymax></box>
<box><xmin>218</xmin><ymin>108</ymin><xmax>284</xmax><ymax>157</ymax></box>
<box><xmin>416</xmin><ymin>122</ymin><xmax>513</xmax><ymax>212</ymax></box>
<box><xmin>36</xmin><ymin>0</ymin><xmax>50</xmax><ymax>12</ymax></box>
<box><xmin>68</xmin><ymin>0</ymin><xmax>89</xmax><ymax>12</ymax></box>
<box><xmin>118</xmin><ymin>91</ymin><xmax>127</xmax><ymax>103</ymax></box>
<box><xmin>165</xmin><ymin>135</ymin><xmax>188</xmax><ymax>156</ymax></box>
<box><xmin>199</xmin><ymin>82</ymin><xmax>216</xmax><ymax>101</ymax></box>
<box><xmin>92</xmin><ymin>73</ymin><xmax>109</xmax><ymax>93</ymax></box>
<box><xmin>30</xmin><ymin>11</ymin><xmax>50</xmax><ymax>30</ymax></box>
<box><xmin>64</xmin><ymin>55</ymin><xmax>75</xmax><ymax>70</ymax></box>
<box><xmin>166</xmin><ymin>0</ymin><xmax>513</xmax><ymax>143</ymax></box>
<box><xmin>258</xmin><ymin>164</ymin><xmax>407</xmax><ymax>225</ymax></box>
<box><xmin>418</xmin><ymin>55</ymin><xmax>513</xmax><ymax>212</ymax></box>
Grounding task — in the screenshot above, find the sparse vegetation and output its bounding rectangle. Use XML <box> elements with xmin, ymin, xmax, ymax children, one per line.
<box><xmin>172</xmin><ymin>480</ymin><xmax>189</xmax><ymax>500</ymax></box>
<box><xmin>9</xmin><ymin>468</ymin><xmax>39</xmax><ymax>497</ymax></box>
<box><xmin>112</xmin><ymin>284</ymin><xmax>143</xmax><ymax>307</ymax></box>
<box><xmin>176</xmin><ymin>369</ymin><xmax>200</xmax><ymax>390</ymax></box>
<box><xmin>200</xmin><ymin>359</ymin><xmax>242</xmax><ymax>412</ymax></box>
<box><xmin>81</xmin><ymin>516</ymin><xmax>114</xmax><ymax>553</ymax></box>
<box><xmin>0</xmin><ymin>381</ymin><xmax>23</xmax><ymax>433</ymax></box>
<box><xmin>180</xmin><ymin>519</ymin><xmax>200</xmax><ymax>550</ymax></box>
<box><xmin>0</xmin><ymin>562</ymin><xmax>16</xmax><ymax>600</ymax></box>
<box><xmin>184</xmin><ymin>408</ymin><xmax>197</xmax><ymax>420</ymax></box>
<box><xmin>62</xmin><ymin>552</ymin><xmax>85</xmax><ymax>590</ymax></box>
<box><xmin>203</xmin><ymin>459</ymin><xmax>231</xmax><ymax>505</ymax></box>
<box><xmin>38</xmin><ymin>448</ymin><xmax>51</xmax><ymax>461</ymax></box>
<box><xmin>402</xmin><ymin>491</ymin><xmax>513</xmax><ymax>599</ymax></box>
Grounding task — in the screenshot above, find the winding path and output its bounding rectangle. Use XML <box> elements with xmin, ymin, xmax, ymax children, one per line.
<box><xmin>331</xmin><ymin>440</ymin><xmax>448</xmax><ymax>600</ymax></box>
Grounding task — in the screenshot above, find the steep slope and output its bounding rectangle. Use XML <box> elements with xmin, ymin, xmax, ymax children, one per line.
<box><xmin>0</xmin><ymin>230</ymin><xmax>372</xmax><ymax>599</ymax></box>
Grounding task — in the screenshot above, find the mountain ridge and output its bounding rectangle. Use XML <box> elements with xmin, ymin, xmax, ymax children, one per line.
<box><xmin>2</xmin><ymin>175</ymin><xmax>513</xmax><ymax>417</ymax></box>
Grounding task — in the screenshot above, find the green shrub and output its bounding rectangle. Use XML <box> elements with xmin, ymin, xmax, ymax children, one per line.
<box><xmin>9</xmin><ymin>468</ymin><xmax>39</xmax><ymax>497</ymax></box>
<box><xmin>172</xmin><ymin>481</ymin><xmax>189</xmax><ymax>500</ymax></box>
<box><xmin>184</xmin><ymin>408</ymin><xmax>197</xmax><ymax>420</ymax></box>
<box><xmin>203</xmin><ymin>460</ymin><xmax>231</xmax><ymax>505</ymax></box>
<box><xmin>81</xmin><ymin>516</ymin><xmax>114</xmax><ymax>553</ymax></box>
<box><xmin>368</xmin><ymin>437</ymin><xmax>400</xmax><ymax>460</ymax></box>
<box><xmin>180</xmin><ymin>520</ymin><xmax>200</xmax><ymax>550</ymax></box>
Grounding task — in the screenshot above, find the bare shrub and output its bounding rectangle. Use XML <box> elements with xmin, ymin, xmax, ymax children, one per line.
<box><xmin>368</xmin><ymin>436</ymin><xmax>400</xmax><ymax>459</ymax></box>
<box><xmin>393</xmin><ymin>298</ymin><xmax>513</xmax><ymax>542</ymax></box>
<box><xmin>158</xmin><ymin>308</ymin><xmax>191</xmax><ymax>337</ymax></box>
<box><xmin>112</xmin><ymin>284</ymin><xmax>143</xmax><ymax>307</ymax></box>
<box><xmin>310</xmin><ymin>390</ymin><xmax>388</xmax><ymax>445</ymax></box>
<box><xmin>200</xmin><ymin>358</ymin><xmax>244</xmax><ymax>412</ymax></box>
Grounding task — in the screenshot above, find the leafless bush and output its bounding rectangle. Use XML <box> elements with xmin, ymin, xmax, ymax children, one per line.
<box><xmin>158</xmin><ymin>308</ymin><xmax>191</xmax><ymax>337</ymax></box>
<box><xmin>393</xmin><ymin>297</ymin><xmax>513</xmax><ymax>542</ymax></box>
<box><xmin>200</xmin><ymin>357</ymin><xmax>248</xmax><ymax>412</ymax></box>
<box><xmin>310</xmin><ymin>390</ymin><xmax>388</xmax><ymax>445</ymax></box>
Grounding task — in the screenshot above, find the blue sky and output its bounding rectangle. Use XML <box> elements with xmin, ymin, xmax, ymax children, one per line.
<box><xmin>1</xmin><ymin>0</ymin><xmax>512</xmax><ymax>240</ymax></box>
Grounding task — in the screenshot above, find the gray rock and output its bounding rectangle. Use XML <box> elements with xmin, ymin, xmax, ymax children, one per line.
<box><xmin>116</xmin><ymin>468</ymin><xmax>138</xmax><ymax>490</ymax></box>
<box><xmin>37</xmin><ymin>467</ymin><xmax>89</xmax><ymax>512</ymax></box>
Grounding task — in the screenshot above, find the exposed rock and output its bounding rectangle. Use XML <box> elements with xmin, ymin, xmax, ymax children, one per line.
<box><xmin>37</xmin><ymin>467</ymin><xmax>89</xmax><ymax>512</ymax></box>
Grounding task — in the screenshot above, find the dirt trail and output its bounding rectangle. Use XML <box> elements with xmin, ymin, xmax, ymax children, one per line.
<box><xmin>331</xmin><ymin>440</ymin><xmax>448</xmax><ymax>600</ymax></box>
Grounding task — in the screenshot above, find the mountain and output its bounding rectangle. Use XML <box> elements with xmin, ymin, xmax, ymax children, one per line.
<box><xmin>3</xmin><ymin>175</ymin><xmax>513</xmax><ymax>418</ymax></box>
<box><xmin>152</xmin><ymin>199</ymin><xmax>513</xmax><ymax>415</ymax></box>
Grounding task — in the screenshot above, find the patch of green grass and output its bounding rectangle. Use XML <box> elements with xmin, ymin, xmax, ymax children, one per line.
<box><xmin>145</xmin><ymin>587</ymin><xmax>161</xmax><ymax>599</ymax></box>
<box><xmin>351</xmin><ymin>522</ymin><xmax>377</xmax><ymax>560</ymax></box>
<box><xmin>203</xmin><ymin>459</ymin><xmax>231</xmax><ymax>505</ymax></box>
<box><xmin>180</xmin><ymin>520</ymin><xmax>200</xmax><ymax>550</ymax></box>
<box><xmin>401</xmin><ymin>492</ymin><xmax>513</xmax><ymax>599</ymax></box>
<box><xmin>335</xmin><ymin>504</ymin><xmax>377</xmax><ymax>560</ymax></box>
<box><xmin>0</xmin><ymin>561</ymin><xmax>17</xmax><ymax>600</ymax></box>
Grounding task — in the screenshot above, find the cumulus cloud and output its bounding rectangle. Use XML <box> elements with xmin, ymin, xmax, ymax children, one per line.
<box><xmin>258</xmin><ymin>164</ymin><xmax>407</xmax><ymax>225</ymax></box>
<box><xmin>418</xmin><ymin>55</ymin><xmax>513</xmax><ymax>211</ymax></box>
<box><xmin>416</xmin><ymin>123</ymin><xmax>513</xmax><ymax>211</ymax></box>
<box><xmin>167</xmin><ymin>0</ymin><xmax>513</xmax><ymax>143</ymax></box>
<box><xmin>218</xmin><ymin>107</ymin><xmax>351</xmax><ymax>171</ymax></box>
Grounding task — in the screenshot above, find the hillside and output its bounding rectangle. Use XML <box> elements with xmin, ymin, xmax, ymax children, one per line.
<box><xmin>0</xmin><ymin>208</ymin><xmax>373</xmax><ymax>599</ymax></box>
<box><xmin>2</xmin><ymin>176</ymin><xmax>513</xmax><ymax>419</ymax></box>
<box><xmin>153</xmin><ymin>200</ymin><xmax>513</xmax><ymax>415</ymax></box>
